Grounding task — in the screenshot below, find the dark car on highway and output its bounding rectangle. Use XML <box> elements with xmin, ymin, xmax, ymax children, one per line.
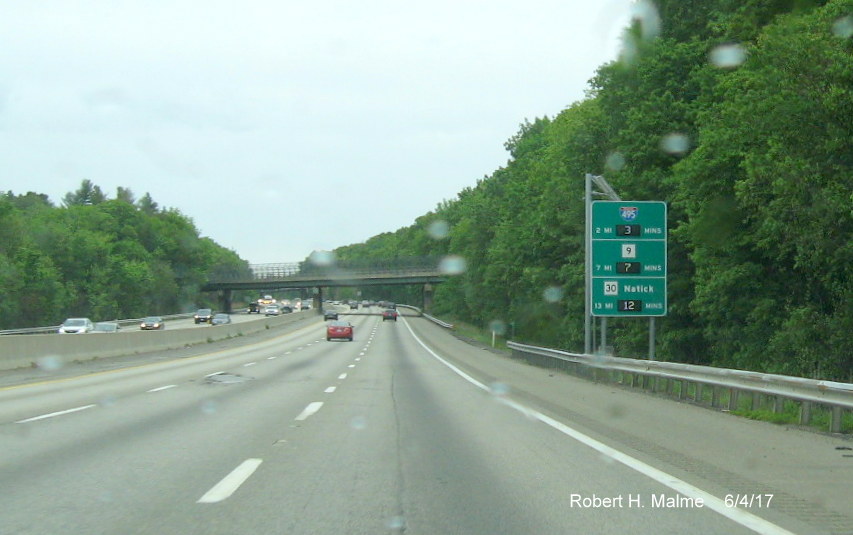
<box><xmin>324</xmin><ymin>310</ymin><xmax>339</xmax><ymax>320</ymax></box>
<box><xmin>194</xmin><ymin>308</ymin><xmax>213</xmax><ymax>324</ymax></box>
<box><xmin>211</xmin><ymin>313</ymin><xmax>231</xmax><ymax>325</ymax></box>
<box><xmin>140</xmin><ymin>316</ymin><xmax>165</xmax><ymax>330</ymax></box>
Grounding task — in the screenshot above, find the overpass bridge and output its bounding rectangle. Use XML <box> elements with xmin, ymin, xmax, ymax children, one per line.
<box><xmin>202</xmin><ymin>256</ymin><xmax>450</xmax><ymax>313</ymax></box>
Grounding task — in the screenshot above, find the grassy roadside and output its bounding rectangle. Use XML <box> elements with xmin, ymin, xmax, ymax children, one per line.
<box><xmin>429</xmin><ymin>314</ymin><xmax>852</xmax><ymax>435</ymax></box>
<box><xmin>444</xmin><ymin>319</ymin><xmax>510</xmax><ymax>352</ymax></box>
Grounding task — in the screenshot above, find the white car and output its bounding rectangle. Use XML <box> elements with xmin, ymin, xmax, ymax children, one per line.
<box><xmin>264</xmin><ymin>305</ymin><xmax>281</xmax><ymax>316</ymax></box>
<box><xmin>58</xmin><ymin>317</ymin><xmax>94</xmax><ymax>334</ymax></box>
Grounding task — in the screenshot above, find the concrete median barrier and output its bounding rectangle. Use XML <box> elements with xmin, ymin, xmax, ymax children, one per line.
<box><xmin>0</xmin><ymin>313</ymin><xmax>315</xmax><ymax>372</ymax></box>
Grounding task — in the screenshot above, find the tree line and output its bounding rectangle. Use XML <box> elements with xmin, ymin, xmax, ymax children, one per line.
<box><xmin>333</xmin><ymin>0</ymin><xmax>853</xmax><ymax>380</ymax></box>
<box><xmin>0</xmin><ymin>180</ymin><xmax>248</xmax><ymax>328</ymax></box>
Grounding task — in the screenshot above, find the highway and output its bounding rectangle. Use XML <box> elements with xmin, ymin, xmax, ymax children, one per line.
<box><xmin>136</xmin><ymin>307</ymin><xmax>303</xmax><ymax>330</ymax></box>
<box><xmin>0</xmin><ymin>308</ymin><xmax>850</xmax><ymax>534</ymax></box>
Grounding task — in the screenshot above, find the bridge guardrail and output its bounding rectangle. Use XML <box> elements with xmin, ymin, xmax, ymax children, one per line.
<box><xmin>507</xmin><ymin>340</ymin><xmax>853</xmax><ymax>434</ymax></box>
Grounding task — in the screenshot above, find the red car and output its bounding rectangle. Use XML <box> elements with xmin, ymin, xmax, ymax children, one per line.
<box><xmin>327</xmin><ymin>321</ymin><xmax>353</xmax><ymax>341</ymax></box>
<box><xmin>382</xmin><ymin>309</ymin><xmax>398</xmax><ymax>321</ymax></box>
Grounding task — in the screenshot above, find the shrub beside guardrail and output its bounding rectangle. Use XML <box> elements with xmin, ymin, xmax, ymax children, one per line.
<box><xmin>506</xmin><ymin>340</ymin><xmax>853</xmax><ymax>434</ymax></box>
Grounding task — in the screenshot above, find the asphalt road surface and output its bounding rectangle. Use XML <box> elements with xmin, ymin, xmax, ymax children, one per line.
<box><xmin>0</xmin><ymin>311</ymin><xmax>850</xmax><ymax>534</ymax></box>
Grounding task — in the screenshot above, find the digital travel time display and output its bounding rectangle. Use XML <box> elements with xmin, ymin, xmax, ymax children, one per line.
<box><xmin>591</xmin><ymin>202</ymin><xmax>667</xmax><ymax>317</ymax></box>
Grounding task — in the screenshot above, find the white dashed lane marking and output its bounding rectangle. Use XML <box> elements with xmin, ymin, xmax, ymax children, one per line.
<box><xmin>197</xmin><ymin>458</ymin><xmax>263</xmax><ymax>504</ymax></box>
<box><xmin>295</xmin><ymin>402</ymin><xmax>324</xmax><ymax>421</ymax></box>
<box><xmin>16</xmin><ymin>404</ymin><xmax>97</xmax><ymax>424</ymax></box>
<box><xmin>147</xmin><ymin>385</ymin><xmax>177</xmax><ymax>393</ymax></box>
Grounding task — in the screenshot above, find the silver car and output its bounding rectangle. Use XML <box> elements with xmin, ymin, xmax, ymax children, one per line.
<box><xmin>58</xmin><ymin>317</ymin><xmax>94</xmax><ymax>334</ymax></box>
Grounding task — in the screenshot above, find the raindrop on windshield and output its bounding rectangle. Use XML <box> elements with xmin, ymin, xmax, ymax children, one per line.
<box><xmin>438</xmin><ymin>255</ymin><xmax>466</xmax><ymax>275</ymax></box>
<box><xmin>619</xmin><ymin>36</ymin><xmax>639</xmax><ymax>64</ymax></box>
<box><xmin>309</xmin><ymin>250</ymin><xmax>335</xmax><ymax>266</ymax></box>
<box><xmin>200</xmin><ymin>399</ymin><xmax>218</xmax><ymax>415</ymax></box>
<box><xmin>350</xmin><ymin>415</ymin><xmax>367</xmax><ymax>430</ymax></box>
<box><xmin>386</xmin><ymin>515</ymin><xmax>406</xmax><ymax>531</ymax></box>
<box><xmin>629</xmin><ymin>0</ymin><xmax>661</xmax><ymax>41</ymax></box>
<box><xmin>832</xmin><ymin>15</ymin><xmax>853</xmax><ymax>38</ymax></box>
<box><xmin>427</xmin><ymin>219</ymin><xmax>450</xmax><ymax>239</ymax></box>
<box><xmin>605</xmin><ymin>152</ymin><xmax>626</xmax><ymax>172</ymax></box>
<box><xmin>709</xmin><ymin>43</ymin><xmax>746</xmax><ymax>68</ymax></box>
<box><xmin>489</xmin><ymin>381</ymin><xmax>510</xmax><ymax>397</ymax></box>
<box><xmin>660</xmin><ymin>133</ymin><xmax>690</xmax><ymax>155</ymax></box>
<box><xmin>543</xmin><ymin>286</ymin><xmax>563</xmax><ymax>303</ymax></box>
<box><xmin>36</xmin><ymin>355</ymin><xmax>64</xmax><ymax>372</ymax></box>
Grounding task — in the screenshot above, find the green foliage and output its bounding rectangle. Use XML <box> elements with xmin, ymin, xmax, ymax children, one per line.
<box><xmin>0</xmin><ymin>183</ymin><xmax>249</xmax><ymax>328</ymax></box>
<box><xmin>328</xmin><ymin>1</ymin><xmax>853</xmax><ymax>381</ymax></box>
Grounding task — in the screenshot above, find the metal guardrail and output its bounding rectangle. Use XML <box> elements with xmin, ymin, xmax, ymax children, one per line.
<box><xmin>0</xmin><ymin>313</ymin><xmax>198</xmax><ymax>336</ymax></box>
<box><xmin>507</xmin><ymin>341</ymin><xmax>853</xmax><ymax>434</ymax></box>
<box><xmin>423</xmin><ymin>313</ymin><xmax>453</xmax><ymax>329</ymax></box>
<box><xmin>395</xmin><ymin>305</ymin><xmax>455</xmax><ymax>329</ymax></box>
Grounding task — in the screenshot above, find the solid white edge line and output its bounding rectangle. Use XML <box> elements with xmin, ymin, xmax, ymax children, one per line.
<box><xmin>16</xmin><ymin>404</ymin><xmax>97</xmax><ymax>423</ymax></box>
<box><xmin>197</xmin><ymin>458</ymin><xmax>263</xmax><ymax>504</ymax></box>
<box><xmin>147</xmin><ymin>384</ymin><xmax>177</xmax><ymax>393</ymax></box>
<box><xmin>399</xmin><ymin>317</ymin><xmax>796</xmax><ymax>535</ymax></box>
<box><xmin>295</xmin><ymin>401</ymin><xmax>324</xmax><ymax>421</ymax></box>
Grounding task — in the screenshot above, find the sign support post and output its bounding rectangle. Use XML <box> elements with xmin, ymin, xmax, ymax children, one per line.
<box><xmin>584</xmin><ymin>174</ymin><xmax>592</xmax><ymax>355</ymax></box>
<box><xmin>649</xmin><ymin>317</ymin><xmax>656</xmax><ymax>361</ymax></box>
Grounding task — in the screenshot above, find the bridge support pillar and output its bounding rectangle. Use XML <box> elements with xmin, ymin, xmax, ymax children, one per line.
<box><xmin>423</xmin><ymin>283</ymin><xmax>434</xmax><ymax>313</ymax></box>
<box><xmin>221</xmin><ymin>289</ymin><xmax>233</xmax><ymax>314</ymax></box>
<box><xmin>315</xmin><ymin>287</ymin><xmax>323</xmax><ymax>314</ymax></box>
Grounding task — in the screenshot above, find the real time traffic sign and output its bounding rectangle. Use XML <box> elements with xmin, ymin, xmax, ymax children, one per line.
<box><xmin>591</xmin><ymin>201</ymin><xmax>667</xmax><ymax>317</ymax></box>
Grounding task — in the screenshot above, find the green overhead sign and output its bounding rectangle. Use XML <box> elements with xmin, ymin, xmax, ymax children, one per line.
<box><xmin>591</xmin><ymin>201</ymin><xmax>667</xmax><ymax>317</ymax></box>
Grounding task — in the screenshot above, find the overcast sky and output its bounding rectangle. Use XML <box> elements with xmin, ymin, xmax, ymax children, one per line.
<box><xmin>1</xmin><ymin>0</ymin><xmax>635</xmax><ymax>264</ymax></box>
